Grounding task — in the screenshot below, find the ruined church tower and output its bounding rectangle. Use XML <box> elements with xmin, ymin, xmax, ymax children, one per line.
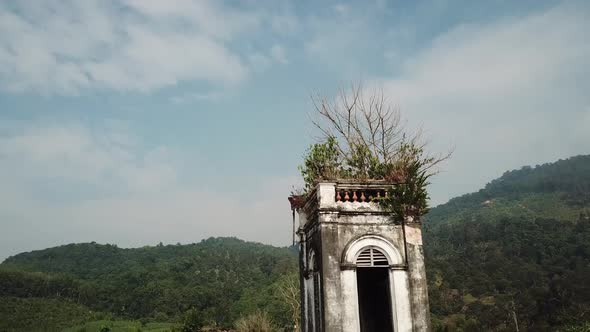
<box><xmin>290</xmin><ymin>181</ymin><xmax>431</xmax><ymax>332</ymax></box>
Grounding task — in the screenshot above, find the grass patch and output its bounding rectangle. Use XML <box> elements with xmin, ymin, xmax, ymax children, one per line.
<box><xmin>462</xmin><ymin>293</ymin><xmax>477</xmax><ymax>304</ymax></box>
<box><xmin>63</xmin><ymin>320</ymin><xmax>180</xmax><ymax>332</ymax></box>
<box><xmin>480</xmin><ymin>295</ymin><xmax>495</xmax><ymax>305</ymax></box>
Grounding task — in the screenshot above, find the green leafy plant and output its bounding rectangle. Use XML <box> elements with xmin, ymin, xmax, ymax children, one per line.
<box><xmin>378</xmin><ymin>141</ymin><xmax>435</xmax><ymax>222</ymax></box>
<box><xmin>298</xmin><ymin>136</ymin><xmax>341</xmax><ymax>193</ymax></box>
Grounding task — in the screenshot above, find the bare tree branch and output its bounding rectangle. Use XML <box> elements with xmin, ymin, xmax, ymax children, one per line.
<box><xmin>306</xmin><ymin>83</ymin><xmax>452</xmax><ymax>183</ymax></box>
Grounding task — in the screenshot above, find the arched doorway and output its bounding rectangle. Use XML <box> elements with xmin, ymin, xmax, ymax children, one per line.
<box><xmin>355</xmin><ymin>246</ymin><xmax>394</xmax><ymax>331</ymax></box>
<box><xmin>340</xmin><ymin>235</ymin><xmax>413</xmax><ymax>332</ymax></box>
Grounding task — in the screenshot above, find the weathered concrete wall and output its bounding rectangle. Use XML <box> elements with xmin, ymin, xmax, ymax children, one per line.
<box><xmin>406</xmin><ymin>222</ymin><xmax>432</xmax><ymax>331</ymax></box>
<box><xmin>320</xmin><ymin>222</ymin><xmax>342</xmax><ymax>331</ymax></box>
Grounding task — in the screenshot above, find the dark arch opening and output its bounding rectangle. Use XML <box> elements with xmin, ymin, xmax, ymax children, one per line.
<box><xmin>356</xmin><ymin>247</ymin><xmax>394</xmax><ymax>332</ymax></box>
<box><xmin>357</xmin><ymin>267</ymin><xmax>394</xmax><ymax>332</ymax></box>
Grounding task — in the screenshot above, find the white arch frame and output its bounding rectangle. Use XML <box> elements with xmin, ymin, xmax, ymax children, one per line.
<box><xmin>304</xmin><ymin>249</ymin><xmax>321</xmax><ymax>332</ymax></box>
<box><xmin>343</xmin><ymin>235</ymin><xmax>403</xmax><ymax>266</ymax></box>
<box><xmin>340</xmin><ymin>235</ymin><xmax>413</xmax><ymax>332</ymax></box>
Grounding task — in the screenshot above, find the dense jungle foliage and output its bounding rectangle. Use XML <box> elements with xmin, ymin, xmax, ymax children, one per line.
<box><xmin>1</xmin><ymin>155</ymin><xmax>589</xmax><ymax>331</ymax></box>
<box><xmin>0</xmin><ymin>238</ymin><xmax>298</xmax><ymax>331</ymax></box>
<box><xmin>425</xmin><ymin>155</ymin><xmax>590</xmax><ymax>331</ymax></box>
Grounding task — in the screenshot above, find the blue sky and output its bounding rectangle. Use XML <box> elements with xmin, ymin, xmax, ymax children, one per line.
<box><xmin>0</xmin><ymin>0</ymin><xmax>589</xmax><ymax>260</ymax></box>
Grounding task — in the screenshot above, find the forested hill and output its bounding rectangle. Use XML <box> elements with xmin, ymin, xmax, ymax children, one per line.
<box><xmin>2</xmin><ymin>237</ymin><xmax>296</xmax><ymax>281</ymax></box>
<box><xmin>0</xmin><ymin>237</ymin><xmax>298</xmax><ymax>330</ymax></box>
<box><xmin>424</xmin><ymin>155</ymin><xmax>590</xmax><ymax>331</ymax></box>
<box><xmin>427</xmin><ymin>154</ymin><xmax>590</xmax><ymax>224</ymax></box>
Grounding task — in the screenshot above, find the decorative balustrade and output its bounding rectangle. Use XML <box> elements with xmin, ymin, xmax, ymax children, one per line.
<box><xmin>335</xmin><ymin>187</ymin><xmax>389</xmax><ymax>203</ymax></box>
<box><xmin>289</xmin><ymin>182</ymin><xmax>397</xmax><ymax>217</ymax></box>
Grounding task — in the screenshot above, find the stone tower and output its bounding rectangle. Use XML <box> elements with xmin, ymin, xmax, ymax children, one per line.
<box><xmin>290</xmin><ymin>181</ymin><xmax>431</xmax><ymax>332</ymax></box>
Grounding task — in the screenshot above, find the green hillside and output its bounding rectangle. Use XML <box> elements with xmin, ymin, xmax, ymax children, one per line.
<box><xmin>425</xmin><ymin>155</ymin><xmax>590</xmax><ymax>331</ymax></box>
<box><xmin>0</xmin><ymin>237</ymin><xmax>298</xmax><ymax>330</ymax></box>
<box><xmin>427</xmin><ymin>155</ymin><xmax>590</xmax><ymax>224</ymax></box>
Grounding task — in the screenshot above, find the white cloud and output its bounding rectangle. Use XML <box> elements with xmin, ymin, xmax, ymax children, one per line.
<box><xmin>0</xmin><ymin>123</ymin><xmax>177</xmax><ymax>191</ymax></box>
<box><xmin>0</xmin><ymin>122</ymin><xmax>294</xmax><ymax>260</ymax></box>
<box><xmin>123</xmin><ymin>0</ymin><xmax>261</xmax><ymax>41</ymax></box>
<box><xmin>170</xmin><ymin>91</ymin><xmax>223</xmax><ymax>104</ymax></box>
<box><xmin>246</xmin><ymin>44</ymin><xmax>290</xmax><ymax>72</ymax></box>
<box><xmin>333</xmin><ymin>4</ymin><xmax>350</xmax><ymax>16</ymax></box>
<box><xmin>0</xmin><ymin>0</ymin><xmax>269</xmax><ymax>94</ymax></box>
<box><xmin>270</xmin><ymin>44</ymin><xmax>289</xmax><ymax>64</ymax></box>
<box><xmin>385</xmin><ymin>6</ymin><xmax>589</xmax><ymax>104</ymax></box>
<box><xmin>375</xmin><ymin>3</ymin><xmax>590</xmax><ymax>204</ymax></box>
<box><xmin>271</xmin><ymin>13</ymin><xmax>299</xmax><ymax>35</ymax></box>
<box><xmin>302</xmin><ymin>4</ymin><xmax>378</xmax><ymax>75</ymax></box>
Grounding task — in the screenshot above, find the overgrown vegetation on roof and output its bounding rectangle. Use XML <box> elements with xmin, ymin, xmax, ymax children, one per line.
<box><xmin>298</xmin><ymin>84</ymin><xmax>451</xmax><ymax>220</ymax></box>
